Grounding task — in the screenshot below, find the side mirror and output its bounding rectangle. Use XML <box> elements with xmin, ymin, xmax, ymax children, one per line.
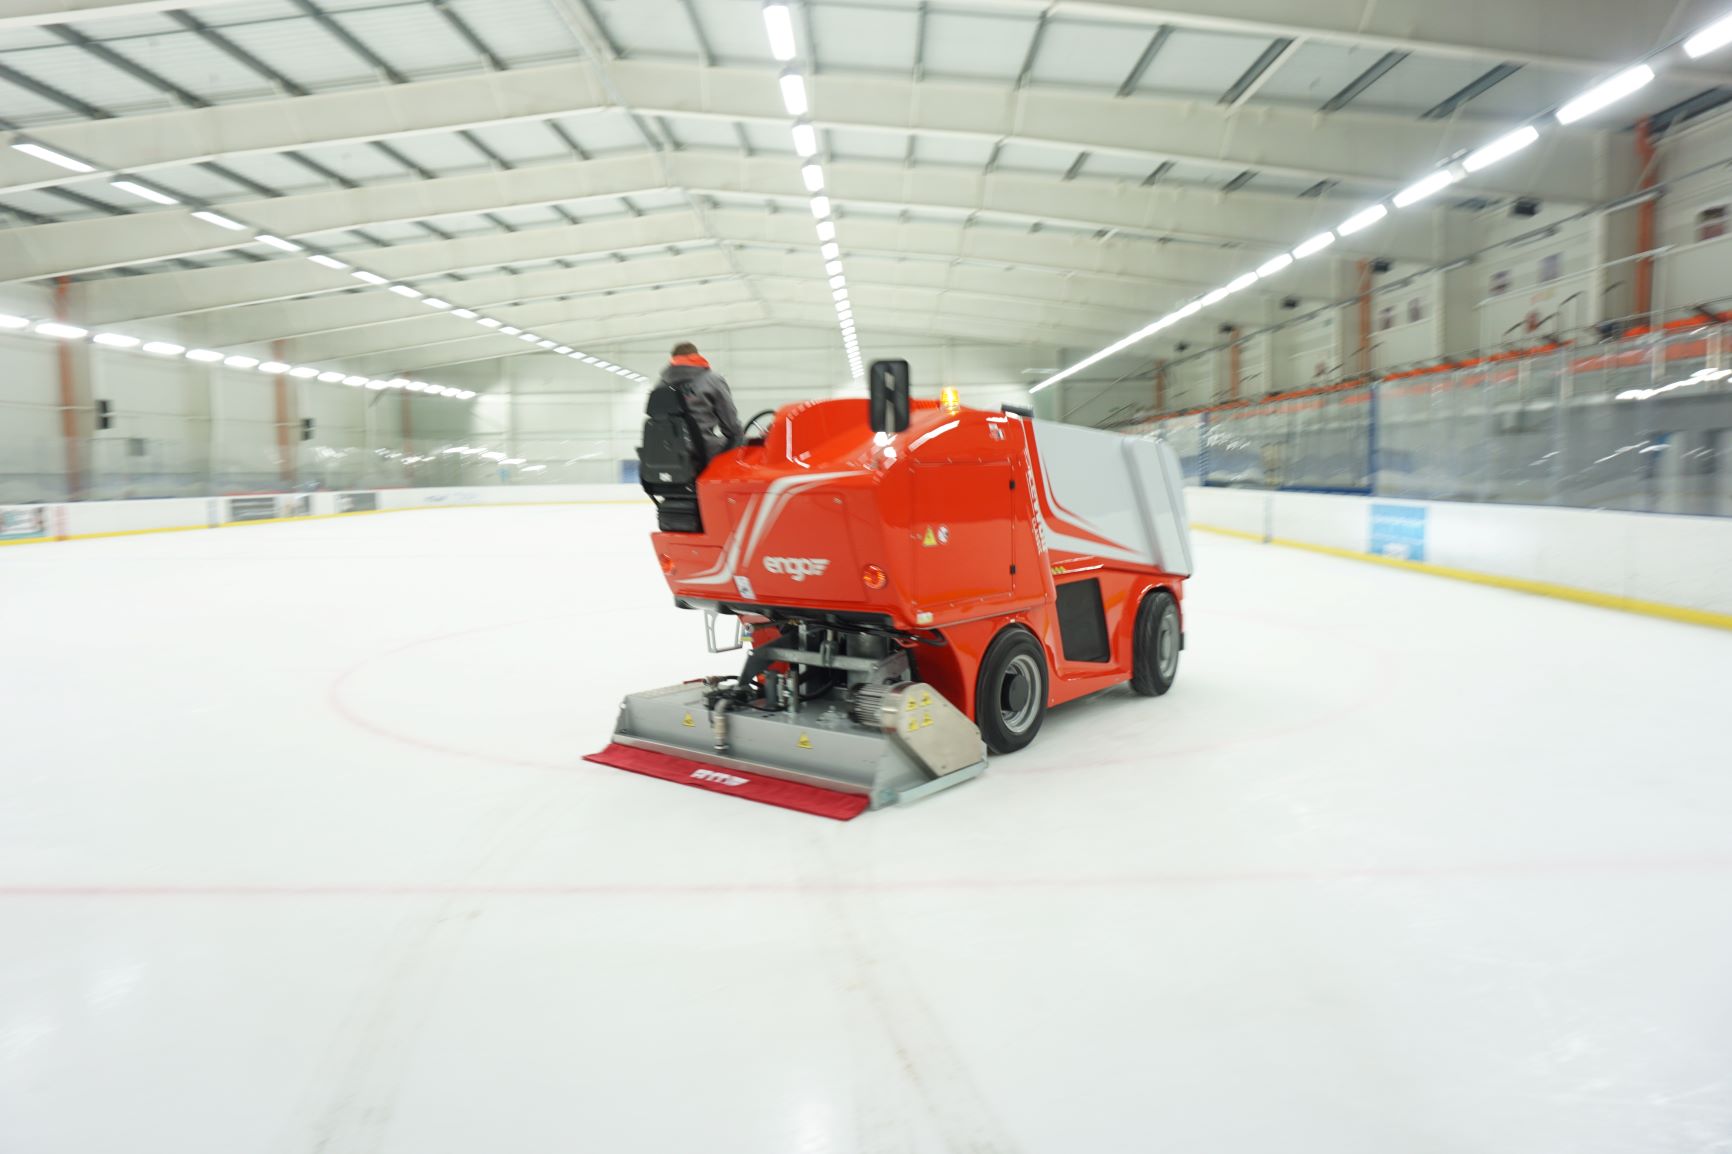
<box><xmin>868</xmin><ymin>359</ymin><xmax>911</xmax><ymax>434</ymax></box>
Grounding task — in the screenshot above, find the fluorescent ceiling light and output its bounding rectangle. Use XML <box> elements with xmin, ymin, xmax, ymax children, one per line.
<box><xmin>255</xmin><ymin>234</ymin><xmax>302</xmax><ymax>252</ymax></box>
<box><xmin>192</xmin><ymin>210</ymin><xmax>245</xmax><ymax>231</ymax></box>
<box><xmin>1686</xmin><ymin>12</ymin><xmax>1732</xmax><ymax>56</ymax></box>
<box><xmin>555</xmin><ymin>346</ymin><xmax>572</xmax><ymax>354</ymax></box>
<box><xmin>518</xmin><ymin>332</ymin><xmax>539</xmax><ymax>342</ymax></box>
<box><xmin>810</xmin><ymin>195</ymin><xmax>832</xmax><ymax>219</ymax></box>
<box><xmin>142</xmin><ymin>340</ymin><xmax>184</xmax><ymax>356</ymax></box>
<box><xmin>820</xmin><ymin>242</ymin><xmax>840</xmax><ymax>261</ymax></box>
<box><xmin>353</xmin><ymin>270</ymin><xmax>388</xmax><ymax>285</ymax></box>
<box><xmin>342</xmin><ymin>375</ymin><xmax>367</xmax><ymax>386</ymax></box>
<box><xmin>406</xmin><ymin>380</ymin><xmax>427</xmax><ymax>392</ymax></box>
<box><xmin>0</xmin><ymin>313</ymin><xmax>28</xmax><ymax>329</ymax></box>
<box><xmin>764</xmin><ymin>2</ymin><xmax>797</xmax><ymax>60</ymax></box>
<box><xmin>828</xmin><ymin>274</ymin><xmax>846</xmax><ymax>289</ymax></box>
<box><xmin>258</xmin><ymin>361</ymin><xmax>290</xmax><ymax>374</ymax></box>
<box><xmin>780</xmin><ymin>71</ymin><xmax>808</xmax><ymax>116</ymax></box>
<box><xmin>824</xmin><ymin>259</ymin><xmax>843</xmax><ymax>276</ymax></box>
<box><xmin>1174</xmin><ymin>301</ymin><xmax>1203</xmax><ymax>320</ymax></box>
<box><xmin>1338</xmin><ymin>204</ymin><xmax>1389</xmax><ymax>235</ymax></box>
<box><xmin>538</xmin><ymin>339</ymin><xmax>556</xmax><ymax>348</ymax></box>
<box><xmin>1226</xmin><ymin>272</ymin><xmax>1258</xmax><ymax>294</ymax></box>
<box><xmin>224</xmin><ymin>355</ymin><xmax>259</xmax><ymax>368</ymax></box>
<box><xmin>388</xmin><ymin>284</ymin><xmax>423</xmax><ymax>298</ymax></box>
<box><xmin>1293</xmin><ymin>231</ymin><xmax>1336</xmax><ymax>259</ymax></box>
<box><xmin>35</xmin><ymin>321</ymin><xmax>87</xmax><ymax>339</ymax></box>
<box><xmin>290</xmin><ymin>366</ymin><xmax>319</xmax><ymax>378</ymax></box>
<box><xmin>1393</xmin><ymin>170</ymin><xmax>1457</xmax><ymax>207</ymax></box>
<box><xmin>832</xmin><ymin>288</ymin><xmax>849</xmax><ymax>302</ymax></box>
<box><xmin>478</xmin><ymin>317</ymin><xmax>502</xmax><ymax>328</ymax></box>
<box><xmin>366</xmin><ymin>379</ymin><xmax>388</xmax><ymax>390</ymax></box>
<box><xmin>1256</xmin><ymin>253</ymin><xmax>1294</xmax><ymax>278</ymax></box>
<box><xmin>582</xmin><ymin>356</ymin><xmax>598</xmax><ymax>364</ymax></box>
<box><xmin>816</xmin><ymin>220</ymin><xmax>836</xmax><ymax>242</ymax></box>
<box><xmin>1556</xmin><ymin>65</ymin><xmax>1655</xmax><ymax>124</ymax></box>
<box><xmin>185</xmin><ymin>348</ymin><xmax>224</xmax><ymax>362</ymax></box>
<box><xmin>500</xmin><ymin>326</ymin><xmax>522</xmax><ymax>336</ymax></box>
<box><xmin>111</xmin><ymin>180</ymin><xmax>178</xmax><ymax>205</ymax></box>
<box><xmin>387</xmin><ymin>378</ymin><xmax>409</xmax><ymax>389</ymax></box>
<box><xmin>801</xmin><ymin>163</ymin><xmax>825</xmax><ymax>192</ymax></box>
<box><xmin>791</xmin><ymin>121</ymin><xmax>818</xmax><ymax>157</ymax></box>
<box><xmin>423</xmin><ymin>298</ymin><xmax>451</xmax><ymax>309</ymax></box>
<box><xmin>317</xmin><ymin>370</ymin><xmax>345</xmax><ymax>382</ymax></box>
<box><xmin>92</xmin><ymin>332</ymin><xmax>140</xmax><ymax>348</ymax></box>
<box><xmin>12</xmin><ymin>142</ymin><xmax>94</xmax><ymax>173</ymax></box>
<box><xmin>309</xmin><ymin>254</ymin><xmax>349</xmax><ymax>270</ymax></box>
<box><xmin>1463</xmin><ymin>125</ymin><xmax>1541</xmax><ymax>173</ymax></box>
<box><xmin>1200</xmin><ymin>286</ymin><xmax>1230</xmax><ymax>308</ymax></box>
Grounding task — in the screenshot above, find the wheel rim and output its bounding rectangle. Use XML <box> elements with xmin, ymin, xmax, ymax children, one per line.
<box><xmin>999</xmin><ymin>652</ymin><xmax>1043</xmax><ymax>733</ymax></box>
<box><xmin>1156</xmin><ymin>604</ymin><xmax>1179</xmax><ymax>679</ymax></box>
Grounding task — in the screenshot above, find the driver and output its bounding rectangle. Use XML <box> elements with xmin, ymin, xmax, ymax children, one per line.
<box><xmin>654</xmin><ymin>341</ymin><xmax>743</xmax><ymax>462</ymax></box>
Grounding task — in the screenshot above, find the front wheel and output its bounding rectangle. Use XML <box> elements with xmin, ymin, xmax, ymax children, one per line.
<box><xmin>975</xmin><ymin>628</ymin><xmax>1049</xmax><ymax>754</ymax></box>
<box><xmin>1130</xmin><ymin>589</ymin><xmax>1181</xmax><ymax>697</ymax></box>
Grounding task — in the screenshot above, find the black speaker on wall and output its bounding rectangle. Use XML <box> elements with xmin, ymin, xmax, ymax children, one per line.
<box><xmin>96</xmin><ymin>399</ymin><xmax>113</xmax><ymax>431</ymax></box>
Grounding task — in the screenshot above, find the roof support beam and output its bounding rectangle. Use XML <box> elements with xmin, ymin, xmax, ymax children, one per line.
<box><xmin>1116</xmin><ymin>25</ymin><xmax>1172</xmax><ymax>97</ymax></box>
<box><xmin>1</xmin><ymin>151</ymin><xmax>1454</xmax><ymax>282</ymax></box>
<box><xmin>1422</xmin><ymin>63</ymin><xmax>1523</xmax><ymax>120</ymax></box>
<box><xmin>1219</xmin><ymin>38</ymin><xmax>1298</xmax><ymax>108</ymax></box>
<box><xmin>1320</xmin><ymin>50</ymin><xmax>1408</xmax><ymax>112</ymax></box>
<box><xmin>0</xmin><ymin>0</ymin><xmax>264</xmax><ymax>30</ymax></box>
<box><xmin>0</xmin><ymin>59</ymin><xmax>1602</xmax><ymax>204</ymax></box>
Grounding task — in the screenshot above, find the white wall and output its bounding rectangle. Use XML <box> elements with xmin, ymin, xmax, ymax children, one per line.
<box><xmin>1187</xmin><ymin>485</ymin><xmax>1732</xmax><ymax>617</ymax></box>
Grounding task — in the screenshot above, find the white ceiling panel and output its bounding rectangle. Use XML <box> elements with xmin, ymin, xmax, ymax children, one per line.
<box><xmin>384</xmin><ymin>131</ymin><xmax>494</xmax><ymax>174</ymax></box>
<box><xmin>1029</xmin><ymin>19</ymin><xmax>1152</xmax><ymax>90</ymax></box>
<box><xmin>100</xmin><ymin>30</ymin><xmax>280</xmax><ymax>103</ymax></box>
<box><xmin>920</xmin><ymin>10</ymin><xmax>1037</xmax><ymax>83</ymax></box>
<box><xmin>807</xmin><ymin>3</ymin><xmax>918</xmax><ymax>74</ymax></box>
<box><xmin>825</xmin><ymin>127</ymin><xmax>907</xmax><ymax>162</ymax></box>
<box><xmin>1134</xmin><ymin>29</ymin><xmax>1277</xmax><ymax>100</ymax></box>
<box><xmin>295</xmin><ymin>141</ymin><xmax>420</xmax><ymax>182</ymax></box>
<box><xmin>587</xmin><ymin>0</ymin><xmax>704</xmax><ymax>60</ymax></box>
<box><xmin>450</xmin><ymin>0</ymin><xmax>580</xmax><ymax>65</ymax></box>
<box><xmin>915</xmin><ymin>134</ymin><xmax>996</xmax><ymax>167</ymax></box>
<box><xmin>658</xmin><ymin>115</ymin><xmax>742</xmax><ymax>150</ymax></box>
<box><xmin>992</xmin><ymin>140</ymin><xmax>1076</xmax><ymax>176</ymax></box>
<box><xmin>214</xmin><ymin>152</ymin><xmax>336</xmax><ymax>195</ymax></box>
<box><xmin>0</xmin><ymin>46</ymin><xmax>175</xmax><ymax>116</ymax></box>
<box><xmin>466</xmin><ymin>121</ymin><xmax>574</xmax><ymax>166</ymax></box>
<box><xmin>560</xmin><ymin>110</ymin><xmax>653</xmax><ymax>155</ymax></box>
<box><xmin>1348</xmin><ymin>54</ymin><xmax>1504</xmax><ymax>116</ymax></box>
<box><xmin>216</xmin><ymin>14</ymin><xmax>382</xmax><ymax>92</ymax></box>
<box><xmin>738</xmin><ymin>120</ymin><xmax>796</xmax><ymax>155</ymax></box>
<box><xmin>327</xmin><ymin>4</ymin><xmax>482</xmax><ymax>78</ymax></box>
<box><xmin>684</xmin><ymin>0</ymin><xmax>778</xmax><ymax>67</ymax></box>
<box><xmin>1251</xmin><ymin>42</ymin><xmax>1399</xmax><ymax>108</ymax></box>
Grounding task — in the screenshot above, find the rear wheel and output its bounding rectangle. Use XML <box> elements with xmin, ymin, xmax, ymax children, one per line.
<box><xmin>1130</xmin><ymin>589</ymin><xmax>1180</xmax><ymax>697</ymax></box>
<box><xmin>975</xmin><ymin>628</ymin><xmax>1048</xmax><ymax>754</ymax></box>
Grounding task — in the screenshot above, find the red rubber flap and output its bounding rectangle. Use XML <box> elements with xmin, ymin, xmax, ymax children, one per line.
<box><xmin>585</xmin><ymin>742</ymin><xmax>871</xmax><ymax>821</ymax></box>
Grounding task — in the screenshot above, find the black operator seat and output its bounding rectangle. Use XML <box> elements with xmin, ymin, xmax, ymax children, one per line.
<box><xmin>637</xmin><ymin>380</ymin><xmax>708</xmax><ymax>533</ymax></box>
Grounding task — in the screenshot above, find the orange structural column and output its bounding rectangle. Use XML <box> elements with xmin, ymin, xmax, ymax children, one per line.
<box><xmin>55</xmin><ymin>277</ymin><xmax>84</xmax><ymax>500</ymax></box>
<box><xmin>1226</xmin><ymin>331</ymin><xmax>1242</xmax><ymax>401</ymax></box>
<box><xmin>1154</xmin><ymin>359</ymin><xmax>1168</xmax><ymax>411</ymax></box>
<box><xmin>1635</xmin><ymin>117</ymin><xmax>1658</xmax><ymax>324</ymax></box>
<box><xmin>1355</xmin><ymin>260</ymin><xmax>1373</xmax><ymax>377</ymax></box>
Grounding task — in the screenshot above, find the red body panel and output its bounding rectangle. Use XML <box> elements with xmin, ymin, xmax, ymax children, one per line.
<box><xmin>652</xmin><ymin>399</ymin><xmax>1186</xmax><ymax>722</ymax></box>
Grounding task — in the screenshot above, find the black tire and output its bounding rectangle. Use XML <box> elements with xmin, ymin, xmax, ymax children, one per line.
<box><xmin>1130</xmin><ymin>589</ymin><xmax>1181</xmax><ymax>697</ymax></box>
<box><xmin>975</xmin><ymin>627</ymin><xmax>1049</xmax><ymax>754</ymax></box>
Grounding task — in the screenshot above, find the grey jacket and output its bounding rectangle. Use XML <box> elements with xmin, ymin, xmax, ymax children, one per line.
<box><xmin>660</xmin><ymin>361</ymin><xmax>743</xmax><ymax>460</ymax></box>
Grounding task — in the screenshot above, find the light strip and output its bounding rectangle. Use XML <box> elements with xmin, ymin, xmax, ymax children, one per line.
<box><xmin>1685</xmin><ymin>12</ymin><xmax>1732</xmax><ymax>57</ymax></box>
<box><xmin>35</xmin><ymin>321</ymin><xmax>88</xmax><ymax>339</ymax></box>
<box><xmin>1293</xmin><ymin>231</ymin><xmax>1336</xmax><ymax>259</ymax></box>
<box><xmin>779</xmin><ymin>71</ymin><xmax>808</xmax><ymax>116</ymax></box>
<box><xmin>763</xmin><ymin>2</ymin><xmax>797</xmax><ymax>61</ymax></box>
<box><xmin>1556</xmin><ymin>64</ymin><xmax>1655</xmax><ymax>124</ymax></box>
<box><xmin>1339</xmin><ymin>204</ymin><xmax>1388</xmax><ymax>235</ymax></box>
<box><xmin>1256</xmin><ymin>253</ymin><xmax>1294</xmax><ymax>278</ymax></box>
<box><xmin>192</xmin><ymin>210</ymin><xmax>245</xmax><ymax>231</ymax></box>
<box><xmin>12</xmin><ymin>141</ymin><xmax>94</xmax><ymax>173</ymax></box>
<box><xmin>111</xmin><ymin>180</ymin><xmax>178</xmax><ymax>205</ymax></box>
<box><xmin>309</xmin><ymin>254</ymin><xmax>349</xmax><ymax>270</ymax></box>
<box><xmin>1393</xmin><ymin>170</ymin><xmax>1457</xmax><ymax>208</ymax></box>
<box><xmin>1463</xmin><ymin>125</ymin><xmax>1540</xmax><ymax>173</ymax></box>
<box><xmin>255</xmin><ymin>234</ymin><xmax>303</xmax><ymax>252</ymax></box>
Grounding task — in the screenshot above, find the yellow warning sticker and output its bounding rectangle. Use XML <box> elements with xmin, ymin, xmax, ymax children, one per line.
<box><xmin>907</xmin><ymin>718</ymin><xmax>919</xmax><ymax>732</ymax></box>
<box><xmin>681</xmin><ymin>712</ymin><xmax>695</xmax><ymax>728</ymax></box>
<box><xmin>922</xmin><ymin>526</ymin><xmax>937</xmax><ymax>547</ymax></box>
<box><xmin>921</xmin><ymin>712</ymin><xmax>934</xmax><ymax>728</ymax></box>
<box><xmin>797</xmin><ymin>732</ymin><xmax>813</xmax><ymax>749</ymax></box>
<box><xmin>920</xmin><ymin>691</ymin><xmax>933</xmax><ymax>707</ymax></box>
<box><xmin>905</xmin><ymin>697</ymin><xmax>916</xmax><ymax>710</ymax></box>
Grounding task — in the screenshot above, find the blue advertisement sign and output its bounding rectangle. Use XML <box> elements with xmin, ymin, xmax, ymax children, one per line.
<box><xmin>1369</xmin><ymin>503</ymin><xmax>1427</xmax><ymax>562</ymax></box>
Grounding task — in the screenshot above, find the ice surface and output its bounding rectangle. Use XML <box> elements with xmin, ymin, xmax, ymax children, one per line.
<box><xmin>2</xmin><ymin>505</ymin><xmax>1731</xmax><ymax>1153</ymax></box>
